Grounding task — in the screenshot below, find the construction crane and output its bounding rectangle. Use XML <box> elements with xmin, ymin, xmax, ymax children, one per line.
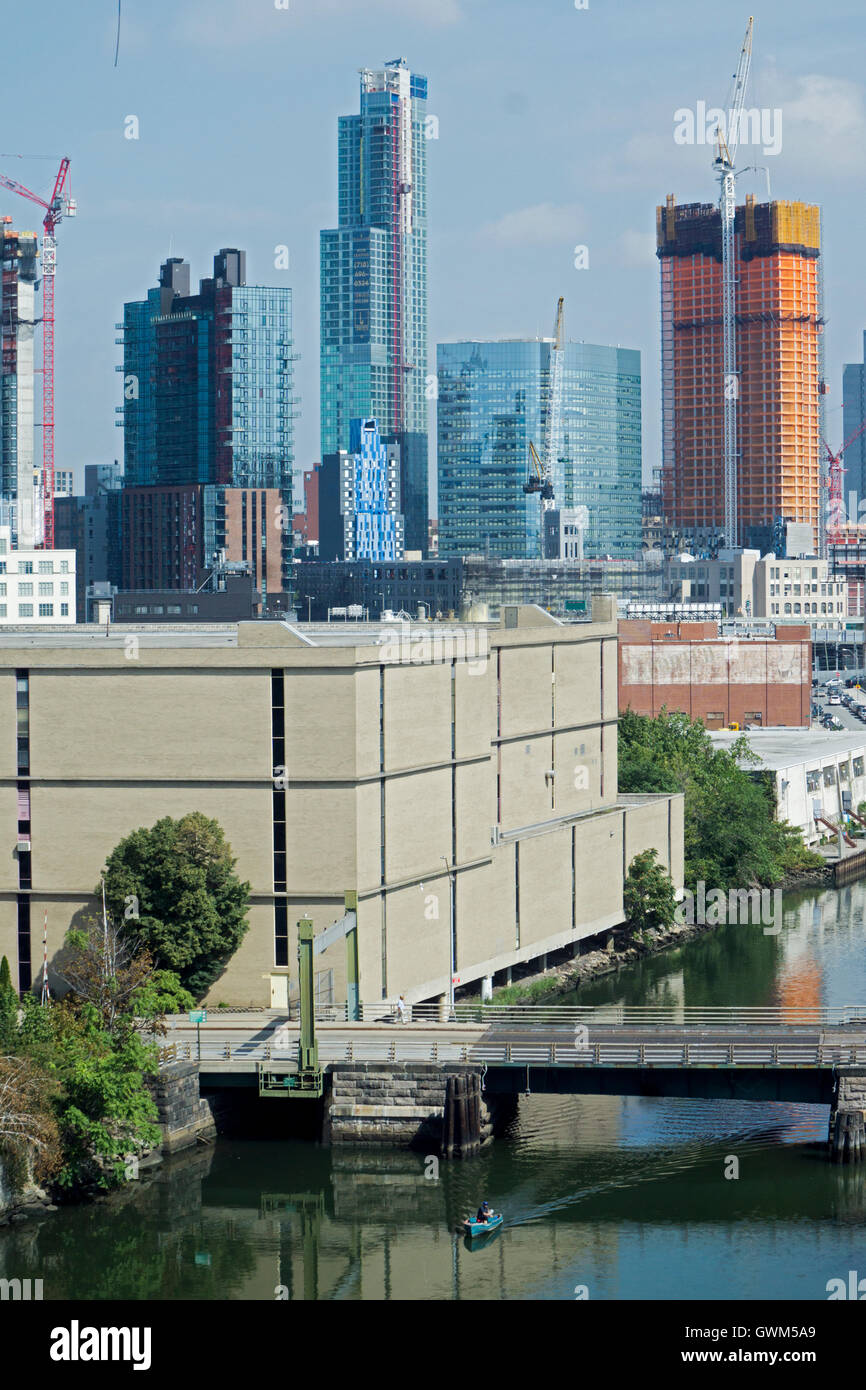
<box><xmin>523</xmin><ymin>297</ymin><xmax>564</xmax><ymax>547</ymax></box>
<box><xmin>523</xmin><ymin>440</ymin><xmax>555</xmax><ymax>502</ymax></box>
<box><xmin>0</xmin><ymin>157</ymin><xmax>75</xmax><ymax>547</ymax></box>
<box><xmin>823</xmin><ymin>416</ymin><xmax>866</xmax><ymax>544</ymax></box>
<box><xmin>712</xmin><ymin>17</ymin><xmax>753</xmax><ymax>549</ymax></box>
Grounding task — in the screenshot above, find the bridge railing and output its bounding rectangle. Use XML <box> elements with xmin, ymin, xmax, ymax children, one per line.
<box><xmin>160</xmin><ymin>1038</ymin><xmax>866</xmax><ymax>1070</ymax></box>
<box><xmin>357</xmin><ymin>1002</ymin><xmax>865</xmax><ymax>1027</ymax></box>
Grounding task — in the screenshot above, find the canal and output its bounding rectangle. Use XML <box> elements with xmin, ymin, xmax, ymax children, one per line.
<box><xmin>3</xmin><ymin>881</ymin><xmax>866</xmax><ymax>1300</ymax></box>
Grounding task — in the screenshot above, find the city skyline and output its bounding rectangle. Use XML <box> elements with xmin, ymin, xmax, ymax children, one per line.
<box><xmin>2</xmin><ymin>1</ymin><xmax>865</xmax><ymax>516</ymax></box>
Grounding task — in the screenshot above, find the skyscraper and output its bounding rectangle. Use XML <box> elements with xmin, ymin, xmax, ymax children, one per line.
<box><xmin>657</xmin><ymin>195</ymin><xmax>823</xmax><ymax>551</ymax></box>
<box><xmin>436</xmin><ymin>339</ymin><xmax>642</xmax><ymax>561</ymax></box>
<box><xmin>842</xmin><ymin>332</ymin><xmax>866</xmax><ymax>510</ymax></box>
<box><xmin>320</xmin><ymin>59</ymin><xmax>429</xmax><ymax>554</ymax></box>
<box><xmin>120</xmin><ymin>249</ymin><xmax>296</xmax><ymax>596</ymax></box>
<box><xmin>0</xmin><ymin>219</ymin><xmax>40</xmax><ymax>547</ymax></box>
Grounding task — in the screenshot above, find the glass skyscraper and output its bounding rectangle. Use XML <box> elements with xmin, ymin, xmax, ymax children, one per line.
<box><xmin>122</xmin><ymin>250</ymin><xmax>295</xmax><ymax>492</ymax></box>
<box><xmin>436</xmin><ymin>339</ymin><xmax>642</xmax><ymax>561</ymax></box>
<box><xmin>320</xmin><ymin>59</ymin><xmax>429</xmax><ymax>554</ymax></box>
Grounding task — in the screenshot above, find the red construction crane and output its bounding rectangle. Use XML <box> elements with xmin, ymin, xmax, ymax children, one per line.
<box><xmin>0</xmin><ymin>157</ymin><xmax>75</xmax><ymax>547</ymax></box>
<box><xmin>823</xmin><ymin>414</ymin><xmax>866</xmax><ymax>544</ymax></box>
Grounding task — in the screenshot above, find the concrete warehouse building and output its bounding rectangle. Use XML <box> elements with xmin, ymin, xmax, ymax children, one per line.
<box><xmin>0</xmin><ymin>600</ymin><xmax>682</xmax><ymax>1006</ymax></box>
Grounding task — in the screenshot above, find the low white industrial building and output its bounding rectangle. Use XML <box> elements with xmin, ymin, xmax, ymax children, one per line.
<box><xmin>711</xmin><ymin>728</ymin><xmax>866</xmax><ymax>845</ymax></box>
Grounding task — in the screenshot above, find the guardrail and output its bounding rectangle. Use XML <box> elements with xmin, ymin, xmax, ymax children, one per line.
<box><xmin>159</xmin><ymin>1039</ymin><xmax>866</xmax><ymax>1070</ymax></box>
<box><xmin>355</xmin><ymin>1003</ymin><xmax>866</xmax><ymax>1027</ymax></box>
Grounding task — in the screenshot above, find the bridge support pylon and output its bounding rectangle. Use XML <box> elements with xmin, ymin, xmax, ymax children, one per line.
<box><xmin>829</xmin><ymin>1074</ymin><xmax>866</xmax><ymax>1163</ymax></box>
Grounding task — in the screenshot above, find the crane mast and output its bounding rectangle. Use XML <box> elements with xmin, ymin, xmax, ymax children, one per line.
<box><xmin>713</xmin><ymin>18</ymin><xmax>753</xmax><ymax>550</ymax></box>
<box><xmin>544</xmin><ymin>296</ymin><xmax>564</xmax><ymax>517</ymax></box>
<box><xmin>0</xmin><ymin>157</ymin><xmax>74</xmax><ymax>548</ymax></box>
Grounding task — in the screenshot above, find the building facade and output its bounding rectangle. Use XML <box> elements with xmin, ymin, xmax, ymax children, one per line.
<box><xmin>320</xmin><ymin>59</ymin><xmax>429</xmax><ymax>553</ymax></box>
<box><xmin>0</xmin><ymin>526</ymin><xmax>75</xmax><ymax>626</ymax></box>
<box><xmin>54</xmin><ymin>463</ymin><xmax>123</xmax><ymax>621</ymax></box>
<box><xmin>0</xmin><ymin>221</ymin><xmax>40</xmax><ymax>548</ymax></box>
<box><xmin>0</xmin><ymin>603</ymin><xmax>682</xmax><ymax>1003</ymax></box>
<box><xmin>668</xmin><ymin>550</ymin><xmax>847</xmax><ymax>625</ymax></box>
<box><xmin>619</xmin><ymin>619</ymin><xmax>812</xmax><ymax>729</ymax></box>
<box><xmin>842</xmin><ymin>332</ymin><xmax>866</xmax><ymax>511</ymax></box>
<box><xmin>120</xmin><ymin>250</ymin><xmax>295</xmax><ymax>596</ymax></box>
<box><xmin>289</xmin><ymin>556</ymin><xmax>463</xmax><ymax>621</ymax></box>
<box><xmin>657</xmin><ymin>196</ymin><xmax>823</xmax><ymax>550</ymax></box>
<box><xmin>319</xmin><ymin>418</ymin><xmax>403</xmax><ymax>562</ymax></box>
<box><xmin>437</xmin><ymin>339</ymin><xmax>642</xmax><ymax>561</ymax></box>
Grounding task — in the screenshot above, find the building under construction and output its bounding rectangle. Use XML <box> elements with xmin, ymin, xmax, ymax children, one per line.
<box><xmin>657</xmin><ymin>195</ymin><xmax>823</xmax><ymax>552</ymax></box>
<box><xmin>0</xmin><ymin>219</ymin><xmax>40</xmax><ymax>546</ymax></box>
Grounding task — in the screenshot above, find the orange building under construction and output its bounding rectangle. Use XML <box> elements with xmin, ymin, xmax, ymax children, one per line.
<box><xmin>657</xmin><ymin>195</ymin><xmax>823</xmax><ymax>550</ymax></box>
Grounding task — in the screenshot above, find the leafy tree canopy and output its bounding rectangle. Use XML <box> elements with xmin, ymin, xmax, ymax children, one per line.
<box><xmin>102</xmin><ymin>812</ymin><xmax>251</xmax><ymax>999</ymax></box>
<box><xmin>619</xmin><ymin>708</ymin><xmax>823</xmax><ymax>891</ymax></box>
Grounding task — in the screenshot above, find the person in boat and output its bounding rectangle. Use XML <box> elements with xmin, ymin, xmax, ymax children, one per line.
<box><xmin>475</xmin><ymin>1200</ymin><xmax>492</xmax><ymax>1224</ymax></box>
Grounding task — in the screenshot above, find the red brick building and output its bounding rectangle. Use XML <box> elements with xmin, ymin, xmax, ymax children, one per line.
<box><xmin>618</xmin><ymin>620</ymin><xmax>811</xmax><ymax>728</ymax></box>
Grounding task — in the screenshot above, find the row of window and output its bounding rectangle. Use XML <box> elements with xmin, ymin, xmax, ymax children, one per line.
<box><xmin>0</xmin><ymin>604</ymin><xmax>68</xmax><ymax>618</ymax></box>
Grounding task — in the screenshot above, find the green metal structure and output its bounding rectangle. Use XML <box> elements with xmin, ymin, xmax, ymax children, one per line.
<box><xmin>258</xmin><ymin>894</ymin><xmax>359</xmax><ymax>1099</ymax></box>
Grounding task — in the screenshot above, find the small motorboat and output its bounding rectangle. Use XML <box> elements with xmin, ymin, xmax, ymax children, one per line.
<box><xmin>463</xmin><ymin>1211</ymin><xmax>503</xmax><ymax>1239</ymax></box>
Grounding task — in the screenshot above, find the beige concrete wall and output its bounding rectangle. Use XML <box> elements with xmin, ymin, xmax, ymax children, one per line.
<box><xmin>517</xmin><ymin>826</ymin><xmax>573</xmax><ymax>950</ymax></box>
<box><xmin>286</xmin><ymin>785</ymin><xmax>358</xmax><ymax>891</ymax></box>
<box><xmin>384</xmin><ymin>663</ymin><xmax>451</xmax><ymax>771</ymax></box>
<box><xmin>31</xmin><ymin>784</ymin><xmax>272</xmax><ymax>895</ymax></box>
<box><xmin>499</xmin><ymin>644</ymin><xmax>551</xmax><ymax>739</ymax></box>
<box><xmin>499</xmin><ymin>736</ymin><xmax>554</xmax><ymax>830</ymax></box>
<box><xmin>456</xmin><ymin>860</ymin><xmax>514</xmax><ymax>973</ymax></box>
<box><xmin>29</xmin><ymin>671</ymin><xmax>271</xmax><ymax>781</ymax></box>
<box><xmin>284</xmin><ymin>669</ymin><xmax>358</xmax><ymax>781</ymax></box>
<box><xmin>384</xmin><ymin>768</ymin><xmax>451</xmax><ymax>883</ymax></box>
<box><xmin>455</xmin><ymin>760</ymin><xmax>494</xmax><ymax>863</ymax></box>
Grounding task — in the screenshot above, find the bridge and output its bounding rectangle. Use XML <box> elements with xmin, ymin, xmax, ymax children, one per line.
<box><xmin>157</xmin><ymin>1005</ymin><xmax>866</xmax><ymax>1161</ymax></box>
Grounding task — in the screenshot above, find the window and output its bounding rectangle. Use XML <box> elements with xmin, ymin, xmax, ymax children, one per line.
<box><xmin>18</xmin><ymin>583</ymin><xmax>32</xmax><ymax>597</ymax></box>
<box><xmin>60</xmin><ymin>583</ymin><xmax>68</xmax><ymax>596</ymax></box>
<box><xmin>806</xmin><ymin>770</ymin><xmax>821</xmax><ymax>792</ymax></box>
<box><xmin>19</xmin><ymin>561</ymin><xmax>32</xmax><ymax>575</ymax></box>
<box><xmin>38</xmin><ymin>561</ymin><xmax>52</xmax><ymax>574</ymax></box>
<box><xmin>38</xmin><ymin>583</ymin><xmax>53</xmax><ymax>597</ymax></box>
<box><xmin>60</xmin><ymin>604</ymin><xmax>68</xmax><ymax>617</ymax></box>
<box><xmin>60</xmin><ymin>561</ymin><xmax>69</xmax><ymax>574</ymax></box>
<box><xmin>824</xmin><ymin>766</ymin><xmax>836</xmax><ymax>788</ymax></box>
<box><xmin>854</xmin><ymin>757</ymin><xmax>864</xmax><ymax>778</ymax></box>
<box><xmin>38</xmin><ymin>604</ymin><xmax>53</xmax><ymax>618</ymax></box>
<box><xmin>18</xmin><ymin>604</ymin><xmax>33</xmax><ymax>618</ymax></box>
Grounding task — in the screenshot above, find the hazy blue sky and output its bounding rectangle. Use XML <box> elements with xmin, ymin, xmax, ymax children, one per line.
<box><xmin>2</xmin><ymin>0</ymin><xmax>865</xmax><ymax>507</ymax></box>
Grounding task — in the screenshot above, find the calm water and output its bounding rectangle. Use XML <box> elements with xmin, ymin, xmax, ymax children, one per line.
<box><xmin>5</xmin><ymin>883</ymin><xmax>866</xmax><ymax>1301</ymax></box>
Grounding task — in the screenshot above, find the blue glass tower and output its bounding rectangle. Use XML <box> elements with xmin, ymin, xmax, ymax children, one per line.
<box><xmin>437</xmin><ymin>339</ymin><xmax>642</xmax><ymax>561</ymax></box>
<box><xmin>320</xmin><ymin>59</ymin><xmax>429</xmax><ymax>554</ymax></box>
<box><xmin>319</xmin><ymin>417</ymin><xmax>403</xmax><ymax>563</ymax></box>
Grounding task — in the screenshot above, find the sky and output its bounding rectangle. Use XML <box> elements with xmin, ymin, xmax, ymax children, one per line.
<box><xmin>2</xmin><ymin>0</ymin><xmax>866</xmax><ymax>510</ymax></box>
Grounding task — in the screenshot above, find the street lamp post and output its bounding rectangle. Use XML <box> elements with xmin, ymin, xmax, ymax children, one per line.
<box><xmin>441</xmin><ymin>855</ymin><xmax>455</xmax><ymax>1015</ymax></box>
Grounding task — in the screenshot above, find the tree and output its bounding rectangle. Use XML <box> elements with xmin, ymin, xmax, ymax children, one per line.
<box><xmin>0</xmin><ymin>955</ymin><xmax>18</xmax><ymax>1053</ymax></box>
<box><xmin>0</xmin><ymin>1053</ymin><xmax>62</xmax><ymax>1185</ymax></box>
<box><xmin>56</xmin><ymin>918</ymin><xmax>156</xmax><ymax>1037</ymax></box>
<box><xmin>618</xmin><ymin>708</ymin><xmax>823</xmax><ymax>892</ymax></box>
<box><xmin>102</xmin><ymin>813</ymin><xmax>250</xmax><ymax>999</ymax></box>
<box><xmin>623</xmin><ymin>849</ymin><xmax>678</xmax><ymax>936</ymax></box>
